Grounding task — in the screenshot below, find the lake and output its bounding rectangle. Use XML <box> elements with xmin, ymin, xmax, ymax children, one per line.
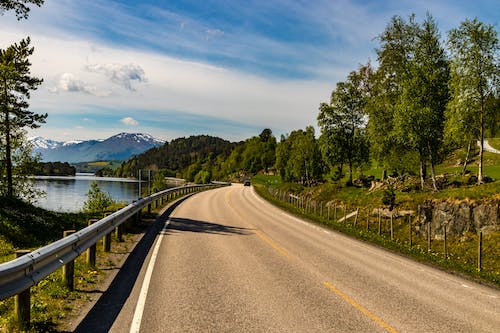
<box><xmin>32</xmin><ymin>173</ymin><xmax>144</xmax><ymax>212</ymax></box>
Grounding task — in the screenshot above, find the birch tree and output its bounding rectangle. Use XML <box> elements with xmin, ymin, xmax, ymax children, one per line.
<box><xmin>446</xmin><ymin>18</ymin><xmax>499</xmax><ymax>184</ymax></box>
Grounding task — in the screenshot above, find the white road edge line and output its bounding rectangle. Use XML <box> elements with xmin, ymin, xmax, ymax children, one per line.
<box><xmin>129</xmin><ymin>219</ymin><xmax>170</xmax><ymax>333</ymax></box>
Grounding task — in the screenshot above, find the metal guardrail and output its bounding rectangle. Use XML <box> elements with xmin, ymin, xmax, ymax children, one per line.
<box><xmin>0</xmin><ymin>183</ymin><xmax>229</xmax><ymax>300</ymax></box>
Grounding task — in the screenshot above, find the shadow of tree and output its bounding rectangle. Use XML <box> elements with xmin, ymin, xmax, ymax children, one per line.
<box><xmin>162</xmin><ymin>217</ymin><xmax>252</xmax><ymax>236</ymax></box>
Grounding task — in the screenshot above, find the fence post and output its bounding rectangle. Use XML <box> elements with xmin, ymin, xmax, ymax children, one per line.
<box><xmin>409</xmin><ymin>215</ymin><xmax>412</xmax><ymax>247</ymax></box>
<box><xmin>390</xmin><ymin>212</ymin><xmax>394</xmax><ymax>240</ymax></box>
<box><xmin>334</xmin><ymin>204</ymin><xmax>337</xmax><ymax>221</ymax></box>
<box><xmin>443</xmin><ymin>223</ymin><xmax>447</xmax><ymax>258</ymax></box>
<box><xmin>478</xmin><ymin>230</ymin><xmax>483</xmax><ymax>271</ymax></box>
<box><xmin>427</xmin><ymin>221</ymin><xmax>432</xmax><ymax>251</ymax></box>
<box><xmin>327</xmin><ymin>205</ymin><xmax>330</xmax><ymax>220</ymax></box>
<box><xmin>62</xmin><ymin>230</ymin><xmax>76</xmax><ymax>290</ymax></box>
<box><xmin>366</xmin><ymin>208</ymin><xmax>370</xmax><ymax>230</ymax></box>
<box><xmin>86</xmin><ymin>219</ymin><xmax>98</xmax><ymax>267</ymax></box>
<box><xmin>354</xmin><ymin>207</ymin><xmax>359</xmax><ymax>226</ymax></box>
<box><xmin>15</xmin><ymin>250</ymin><xmax>31</xmax><ymax>331</ymax></box>
<box><xmin>378</xmin><ymin>209</ymin><xmax>382</xmax><ymax>235</ymax></box>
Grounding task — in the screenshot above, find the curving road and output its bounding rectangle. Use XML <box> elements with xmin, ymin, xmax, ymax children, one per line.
<box><xmin>108</xmin><ymin>184</ymin><xmax>499</xmax><ymax>332</ymax></box>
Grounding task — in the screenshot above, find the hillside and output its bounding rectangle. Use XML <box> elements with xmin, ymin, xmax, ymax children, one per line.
<box><xmin>114</xmin><ymin>135</ymin><xmax>237</xmax><ymax>178</ymax></box>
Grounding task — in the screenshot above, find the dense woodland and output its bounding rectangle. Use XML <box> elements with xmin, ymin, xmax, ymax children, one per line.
<box><xmin>33</xmin><ymin>162</ymin><xmax>75</xmax><ymax>176</ymax></box>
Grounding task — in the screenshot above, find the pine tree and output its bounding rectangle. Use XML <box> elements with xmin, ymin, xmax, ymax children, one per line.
<box><xmin>0</xmin><ymin>37</ymin><xmax>45</xmax><ymax>196</ymax></box>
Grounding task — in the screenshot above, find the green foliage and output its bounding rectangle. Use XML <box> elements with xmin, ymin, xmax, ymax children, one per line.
<box><xmin>0</xmin><ymin>196</ymin><xmax>88</xmax><ymax>249</ymax></box>
<box><xmin>393</xmin><ymin>14</ymin><xmax>450</xmax><ymax>190</ymax></box>
<box><xmin>0</xmin><ymin>0</ymin><xmax>44</xmax><ymax>20</ymax></box>
<box><xmin>115</xmin><ymin>135</ymin><xmax>235</xmax><ymax>179</ymax></box>
<box><xmin>318</xmin><ymin>65</ymin><xmax>371</xmax><ymax>186</ymax></box>
<box><xmin>0</xmin><ymin>132</ymin><xmax>43</xmax><ymax>201</ymax></box>
<box><xmin>194</xmin><ymin>170</ymin><xmax>211</xmax><ymax>184</ymax></box>
<box><xmin>381</xmin><ymin>184</ymin><xmax>396</xmax><ymax>210</ymax></box>
<box><xmin>82</xmin><ymin>182</ymin><xmax>115</xmax><ymax>213</ymax></box>
<box><xmin>276</xmin><ymin>126</ymin><xmax>323</xmax><ymax>185</ymax></box>
<box><xmin>446</xmin><ymin>18</ymin><xmax>500</xmax><ymax>183</ymax></box>
<box><xmin>33</xmin><ymin>161</ymin><xmax>76</xmax><ymax>176</ymax></box>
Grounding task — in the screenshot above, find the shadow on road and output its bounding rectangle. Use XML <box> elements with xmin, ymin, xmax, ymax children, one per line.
<box><xmin>73</xmin><ymin>197</ymin><xmax>189</xmax><ymax>333</ymax></box>
<box><xmin>163</xmin><ymin>217</ymin><xmax>252</xmax><ymax>236</ymax></box>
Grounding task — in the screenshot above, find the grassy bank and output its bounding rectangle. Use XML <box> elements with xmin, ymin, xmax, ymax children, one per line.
<box><xmin>252</xmin><ymin>175</ymin><xmax>500</xmax><ymax>287</ymax></box>
<box><xmin>0</xmin><ymin>196</ymin><xmax>165</xmax><ymax>332</ymax></box>
<box><xmin>0</xmin><ymin>197</ymin><xmax>94</xmax><ymax>263</ymax></box>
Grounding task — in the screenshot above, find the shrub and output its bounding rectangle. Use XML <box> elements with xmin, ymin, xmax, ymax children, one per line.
<box><xmin>82</xmin><ymin>182</ymin><xmax>115</xmax><ymax>213</ymax></box>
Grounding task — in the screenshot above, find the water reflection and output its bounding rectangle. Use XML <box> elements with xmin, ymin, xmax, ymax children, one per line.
<box><xmin>33</xmin><ymin>173</ymin><xmax>142</xmax><ymax>212</ymax></box>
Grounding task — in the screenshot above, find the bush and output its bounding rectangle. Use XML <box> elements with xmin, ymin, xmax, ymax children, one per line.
<box><xmin>82</xmin><ymin>182</ymin><xmax>115</xmax><ymax>213</ymax></box>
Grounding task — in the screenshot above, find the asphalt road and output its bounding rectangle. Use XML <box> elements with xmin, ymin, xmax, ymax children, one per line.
<box><xmin>108</xmin><ymin>184</ymin><xmax>499</xmax><ymax>332</ymax></box>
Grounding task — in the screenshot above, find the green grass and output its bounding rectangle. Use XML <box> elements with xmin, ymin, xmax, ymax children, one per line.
<box><xmin>488</xmin><ymin>138</ymin><xmax>500</xmax><ymax>150</ymax></box>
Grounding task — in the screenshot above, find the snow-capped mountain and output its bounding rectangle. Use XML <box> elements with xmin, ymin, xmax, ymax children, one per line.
<box><xmin>30</xmin><ymin>133</ymin><xmax>165</xmax><ymax>163</ymax></box>
<box><xmin>30</xmin><ymin>137</ymin><xmax>65</xmax><ymax>150</ymax></box>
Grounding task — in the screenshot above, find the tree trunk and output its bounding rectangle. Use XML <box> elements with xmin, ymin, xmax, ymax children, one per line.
<box><xmin>461</xmin><ymin>140</ymin><xmax>471</xmax><ymax>176</ymax></box>
<box><xmin>478</xmin><ymin>95</ymin><xmax>484</xmax><ymax>184</ymax></box>
<box><xmin>430</xmin><ymin>158</ymin><xmax>438</xmax><ymax>192</ymax></box>
<box><xmin>428</xmin><ymin>144</ymin><xmax>438</xmax><ymax>192</ymax></box>
<box><xmin>347</xmin><ymin>157</ymin><xmax>353</xmax><ymax>186</ymax></box>
<box><xmin>419</xmin><ymin>158</ymin><xmax>426</xmax><ymax>191</ymax></box>
<box><xmin>5</xmin><ymin>109</ymin><xmax>12</xmax><ymax>197</ymax></box>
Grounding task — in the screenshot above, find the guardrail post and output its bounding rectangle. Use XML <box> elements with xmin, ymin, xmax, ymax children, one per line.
<box><xmin>148</xmin><ymin>202</ymin><xmax>152</xmax><ymax>214</ymax></box>
<box><xmin>14</xmin><ymin>250</ymin><xmax>31</xmax><ymax>330</ymax></box>
<box><xmin>62</xmin><ymin>230</ymin><xmax>76</xmax><ymax>290</ymax></box>
<box><xmin>103</xmin><ymin>213</ymin><xmax>112</xmax><ymax>252</ymax></box>
<box><xmin>86</xmin><ymin>219</ymin><xmax>98</xmax><ymax>267</ymax></box>
<box><xmin>104</xmin><ymin>231</ymin><xmax>112</xmax><ymax>252</ymax></box>
<box><xmin>115</xmin><ymin>222</ymin><xmax>124</xmax><ymax>242</ymax></box>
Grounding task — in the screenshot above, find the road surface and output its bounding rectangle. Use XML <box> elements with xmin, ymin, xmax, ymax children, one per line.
<box><xmin>105</xmin><ymin>184</ymin><xmax>499</xmax><ymax>332</ymax></box>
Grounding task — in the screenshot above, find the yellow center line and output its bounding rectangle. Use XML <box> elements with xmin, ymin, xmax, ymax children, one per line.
<box><xmin>225</xmin><ymin>187</ymin><xmax>291</xmax><ymax>259</ymax></box>
<box><xmin>323</xmin><ymin>281</ymin><xmax>398</xmax><ymax>333</ymax></box>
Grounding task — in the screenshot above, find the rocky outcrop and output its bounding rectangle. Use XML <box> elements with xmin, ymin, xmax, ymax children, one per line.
<box><xmin>416</xmin><ymin>202</ymin><xmax>499</xmax><ymax>239</ymax></box>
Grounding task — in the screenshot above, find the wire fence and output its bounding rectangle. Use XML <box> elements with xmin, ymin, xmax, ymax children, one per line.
<box><xmin>264</xmin><ymin>186</ymin><xmax>500</xmax><ymax>280</ymax></box>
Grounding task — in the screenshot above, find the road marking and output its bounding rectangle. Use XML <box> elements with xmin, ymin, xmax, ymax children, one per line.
<box><xmin>323</xmin><ymin>281</ymin><xmax>398</xmax><ymax>333</ymax></box>
<box><xmin>254</xmin><ymin>229</ymin><xmax>291</xmax><ymax>259</ymax></box>
<box><xmin>226</xmin><ymin>187</ymin><xmax>291</xmax><ymax>260</ymax></box>
<box><xmin>129</xmin><ymin>219</ymin><xmax>170</xmax><ymax>333</ymax></box>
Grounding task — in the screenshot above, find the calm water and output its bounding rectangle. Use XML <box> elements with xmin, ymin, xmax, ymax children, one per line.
<box><xmin>33</xmin><ymin>173</ymin><xmax>143</xmax><ymax>212</ymax></box>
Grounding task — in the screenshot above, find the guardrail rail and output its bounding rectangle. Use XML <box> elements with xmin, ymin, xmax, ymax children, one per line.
<box><xmin>0</xmin><ymin>183</ymin><xmax>228</xmax><ymax>302</ymax></box>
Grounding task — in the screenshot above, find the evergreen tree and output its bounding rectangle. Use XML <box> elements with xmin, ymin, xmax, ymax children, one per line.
<box><xmin>0</xmin><ymin>0</ymin><xmax>43</xmax><ymax>20</ymax></box>
<box><xmin>0</xmin><ymin>37</ymin><xmax>45</xmax><ymax>197</ymax></box>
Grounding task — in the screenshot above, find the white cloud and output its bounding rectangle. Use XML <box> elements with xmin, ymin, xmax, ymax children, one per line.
<box><xmin>48</xmin><ymin>72</ymin><xmax>110</xmax><ymax>96</ymax></box>
<box><xmin>85</xmin><ymin>63</ymin><xmax>147</xmax><ymax>91</ymax></box>
<box><xmin>121</xmin><ymin>117</ymin><xmax>139</xmax><ymax>126</ymax></box>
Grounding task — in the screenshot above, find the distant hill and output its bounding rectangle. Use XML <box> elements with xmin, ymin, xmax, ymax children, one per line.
<box><xmin>114</xmin><ymin>135</ymin><xmax>237</xmax><ymax>178</ymax></box>
<box><xmin>30</xmin><ymin>133</ymin><xmax>165</xmax><ymax>163</ymax></box>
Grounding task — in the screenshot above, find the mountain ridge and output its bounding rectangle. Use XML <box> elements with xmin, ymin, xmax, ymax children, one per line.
<box><xmin>30</xmin><ymin>133</ymin><xmax>165</xmax><ymax>163</ymax></box>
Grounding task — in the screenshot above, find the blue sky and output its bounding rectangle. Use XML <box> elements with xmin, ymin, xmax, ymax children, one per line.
<box><xmin>1</xmin><ymin>0</ymin><xmax>498</xmax><ymax>142</ymax></box>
